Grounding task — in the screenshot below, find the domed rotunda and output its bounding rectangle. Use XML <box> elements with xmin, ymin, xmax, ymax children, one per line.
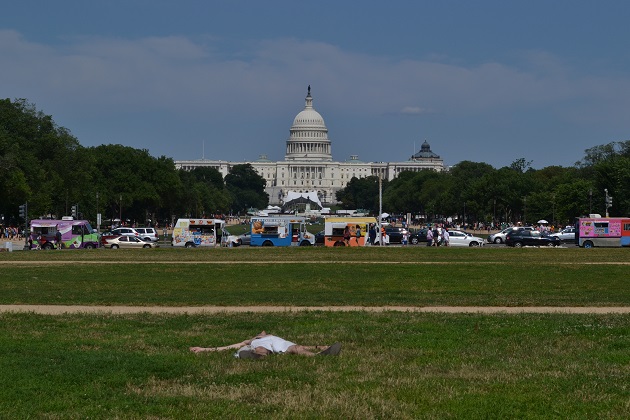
<box><xmin>175</xmin><ymin>86</ymin><xmax>446</xmax><ymax>206</ymax></box>
<box><xmin>285</xmin><ymin>85</ymin><xmax>332</xmax><ymax>162</ymax></box>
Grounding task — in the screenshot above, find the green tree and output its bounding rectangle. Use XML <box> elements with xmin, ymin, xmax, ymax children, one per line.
<box><xmin>176</xmin><ymin>167</ymin><xmax>230</xmax><ymax>218</ymax></box>
<box><xmin>0</xmin><ymin>98</ymin><xmax>88</xmax><ymax>222</ymax></box>
<box><xmin>224</xmin><ymin>164</ymin><xmax>268</xmax><ymax>213</ymax></box>
<box><xmin>448</xmin><ymin>161</ymin><xmax>495</xmax><ymax>223</ymax></box>
<box><xmin>88</xmin><ymin>145</ymin><xmax>184</xmax><ymax>225</ymax></box>
<box><xmin>336</xmin><ymin>176</ymin><xmax>382</xmax><ymax>214</ymax></box>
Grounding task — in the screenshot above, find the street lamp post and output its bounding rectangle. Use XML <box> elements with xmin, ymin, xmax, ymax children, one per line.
<box><xmin>552</xmin><ymin>194</ymin><xmax>555</xmax><ymax>227</ymax></box>
<box><xmin>378</xmin><ymin>175</ymin><xmax>383</xmax><ymax>246</ymax></box>
<box><xmin>96</xmin><ymin>192</ymin><xmax>100</xmax><ymax>232</ymax></box>
<box><xmin>589</xmin><ymin>189</ymin><xmax>592</xmax><ymax>215</ymax></box>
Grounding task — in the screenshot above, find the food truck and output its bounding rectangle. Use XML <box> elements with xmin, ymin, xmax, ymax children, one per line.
<box><xmin>576</xmin><ymin>217</ymin><xmax>630</xmax><ymax>248</ymax></box>
<box><xmin>29</xmin><ymin>218</ymin><xmax>100</xmax><ymax>250</ymax></box>
<box><xmin>250</xmin><ymin>216</ymin><xmax>315</xmax><ymax>246</ymax></box>
<box><xmin>324</xmin><ymin>216</ymin><xmax>377</xmax><ymax>247</ymax></box>
<box><xmin>172</xmin><ymin>218</ymin><xmax>225</xmax><ymax>248</ymax></box>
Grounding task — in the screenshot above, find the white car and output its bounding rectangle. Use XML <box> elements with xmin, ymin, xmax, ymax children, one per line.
<box><xmin>134</xmin><ymin>227</ymin><xmax>159</xmax><ymax>242</ymax></box>
<box><xmin>221</xmin><ymin>228</ymin><xmax>242</xmax><ymax>247</ymax></box>
<box><xmin>109</xmin><ymin>227</ymin><xmax>140</xmax><ymax>238</ymax></box>
<box><xmin>446</xmin><ymin>230</ymin><xmax>485</xmax><ymax>247</ymax></box>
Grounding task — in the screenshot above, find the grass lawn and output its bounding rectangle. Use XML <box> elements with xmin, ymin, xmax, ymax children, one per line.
<box><xmin>0</xmin><ymin>247</ymin><xmax>628</xmax><ymax>418</ymax></box>
<box><xmin>0</xmin><ymin>311</ymin><xmax>628</xmax><ymax>418</ymax></box>
<box><xmin>1</xmin><ymin>247</ymin><xmax>629</xmax><ymax>307</ymax></box>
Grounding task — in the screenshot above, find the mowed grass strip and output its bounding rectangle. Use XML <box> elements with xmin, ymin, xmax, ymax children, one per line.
<box><xmin>1</xmin><ymin>261</ymin><xmax>629</xmax><ymax>306</ymax></box>
<box><xmin>0</xmin><ymin>311</ymin><xmax>628</xmax><ymax>418</ymax></box>
<box><xmin>2</xmin><ymin>245</ymin><xmax>630</xmax><ymax>264</ymax></box>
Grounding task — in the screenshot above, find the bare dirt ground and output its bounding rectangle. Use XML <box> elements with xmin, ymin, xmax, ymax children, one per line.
<box><xmin>1</xmin><ymin>305</ymin><xmax>628</xmax><ymax>315</ymax></box>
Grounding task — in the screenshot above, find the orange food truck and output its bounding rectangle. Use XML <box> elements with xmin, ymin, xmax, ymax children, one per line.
<box><xmin>324</xmin><ymin>217</ymin><xmax>377</xmax><ymax>247</ymax></box>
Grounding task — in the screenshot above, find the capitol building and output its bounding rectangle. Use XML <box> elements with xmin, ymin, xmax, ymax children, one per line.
<box><xmin>175</xmin><ymin>87</ymin><xmax>446</xmax><ymax>206</ymax></box>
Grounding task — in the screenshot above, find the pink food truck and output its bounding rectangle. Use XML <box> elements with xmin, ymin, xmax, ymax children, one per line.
<box><xmin>576</xmin><ymin>217</ymin><xmax>630</xmax><ymax>248</ymax></box>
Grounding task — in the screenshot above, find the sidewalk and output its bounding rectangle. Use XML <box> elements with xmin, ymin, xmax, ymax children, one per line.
<box><xmin>1</xmin><ymin>239</ymin><xmax>29</xmax><ymax>252</ymax></box>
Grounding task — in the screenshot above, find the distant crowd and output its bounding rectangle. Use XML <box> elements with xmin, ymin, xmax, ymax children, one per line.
<box><xmin>1</xmin><ymin>226</ymin><xmax>23</xmax><ymax>240</ymax></box>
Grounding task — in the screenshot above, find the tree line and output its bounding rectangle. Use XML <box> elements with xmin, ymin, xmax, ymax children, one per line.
<box><xmin>1</xmin><ymin>99</ymin><xmax>269</xmax><ymax>227</ymax></box>
<box><xmin>336</xmin><ymin>146</ymin><xmax>630</xmax><ymax>227</ymax></box>
<box><xmin>2</xmin><ymin>98</ymin><xmax>629</xmax><ymax>229</ymax></box>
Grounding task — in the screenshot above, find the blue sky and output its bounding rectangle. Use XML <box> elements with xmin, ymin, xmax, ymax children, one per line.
<box><xmin>2</xmin><ymin>1</ymin><xmax>630</xmax><ymax>169</ymax></box>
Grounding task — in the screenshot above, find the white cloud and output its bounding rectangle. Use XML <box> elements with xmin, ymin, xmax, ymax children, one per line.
<box><xmin>1</xmin><ymin>30</ymin><xmax>630</xmax><ymax>168</ymax></box>
<box><xmin>2</xmin><ymin>30</ymin><xmax>628</xmax><ymax>120</ymax></box>
<box><xmin>399</xmin><ymin>106</ymin><xmax>430</xmax><ymax>116</ymax></box>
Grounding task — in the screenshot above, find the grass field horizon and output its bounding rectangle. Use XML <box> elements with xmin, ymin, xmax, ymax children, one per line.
<box><xmin>1</xmin><ymin>247</ymin><xmax>629</xmax><ymax>308</ymax></box>
<box><xmin>1</xmin><ymin>247</ymin><xmax>628</xmax><ymax>418</ymax></box>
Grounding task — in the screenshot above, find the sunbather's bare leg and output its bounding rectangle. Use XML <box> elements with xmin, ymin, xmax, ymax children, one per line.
<box><xmin>285</xmin><ymin>344</ymin><xmax>330</xmax><ymax>356</ymax></box>
<box><xmin>190</xmin><ymin>340</ymin><xmax>250</xmax><ymax>353</ymax></box>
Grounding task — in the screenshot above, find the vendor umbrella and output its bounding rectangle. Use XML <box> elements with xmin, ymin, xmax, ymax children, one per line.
<box><xmin>537</xmin><ymin>219</ymin><xmax>548</xmax><ymax>224</ymax></box>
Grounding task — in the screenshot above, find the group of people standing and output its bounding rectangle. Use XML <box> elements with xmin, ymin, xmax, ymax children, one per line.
<box><xmin>342</xmin><ymin>225</ymin><xmax>362</xmax><ymax>246</ymax></box>
<box><xmin>426</xmin><ymin>225</ymin><xmax>450</xmax><ymax>246</ymax></box>
<box><xmin>1</xmin><ymin>226</ymin><xmax>22</xmax><ymax>240</ymax></box>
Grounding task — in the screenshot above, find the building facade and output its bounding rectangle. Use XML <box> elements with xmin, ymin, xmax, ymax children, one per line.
<box><xmin>175</xmin><ymin>87</ymin><xmax>446</xmax><ymax>205</ymax></box>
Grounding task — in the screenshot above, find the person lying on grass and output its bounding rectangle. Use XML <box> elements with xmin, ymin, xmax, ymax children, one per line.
<box><xmin>190</xmin><ymin>331</ymin><xmax>341</xmax><ymax>359</ymax></box>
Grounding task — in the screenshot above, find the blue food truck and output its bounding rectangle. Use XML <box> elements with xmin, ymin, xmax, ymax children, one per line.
<box><xmin>250</xmin><ymin>216</ymin><xmax>315</xmax><ymax>247</ymax></box>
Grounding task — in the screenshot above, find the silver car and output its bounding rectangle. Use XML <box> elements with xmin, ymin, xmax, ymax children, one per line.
<box><xmin>487</xmin><ymin>226</ymin><xmax>534</xmax><ymax>244</ymax></box>
<box><xmin>549</xmin><ymin>226</ymin><xmax>576</xmax><ymax>242</ymax></box>
<box><xmin>487</xmin><ymin>228</ymin><xmax>512</xmax><ymax>244</ymax></box>
<box><xmin>134</xmin><ymin>227</ymin><xmax>159</xmax><ymax>242</ymax></box>
<box><xmin>236</xmin><ymin>232</ymin><xmax>251</xmax><ymax>246</ymax></box>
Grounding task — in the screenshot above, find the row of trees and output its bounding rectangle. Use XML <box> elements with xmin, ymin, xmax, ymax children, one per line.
<box><xmin>1</xmin><ymin>99</ymin><xmax>269</xmax><ymax>227</ymax></box>
<box><xmin>2</xmin><ymin>98</ymin><xmax>629</xmax><ymax>229</ymax></box>
<box><xmin>336</xmin><ymin>146</ymin><xmax>630</xmax><ymax>227</ymax></box>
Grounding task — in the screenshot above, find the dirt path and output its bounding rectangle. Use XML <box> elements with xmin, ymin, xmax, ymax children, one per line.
<box><xmin>1</xmin><ymin>305</ymin><xmax>628</xmax><ymax>315</ymax></box>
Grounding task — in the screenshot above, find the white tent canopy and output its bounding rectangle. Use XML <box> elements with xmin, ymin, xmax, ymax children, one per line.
<box><xmin>282</xmin><ymin>191</ymin><xmax>323</xmax><ymax>209</ymax></box>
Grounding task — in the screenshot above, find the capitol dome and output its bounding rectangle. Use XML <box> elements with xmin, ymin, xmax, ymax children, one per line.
<box><xmin>292</xmin><ymin>103</ymin><xmax>326</xmax><ymax>128</ymax></box>
<box><xmin>285</xmin><ymin>86</ymin><xmax>332</xmax><ymax>162</ymax></box>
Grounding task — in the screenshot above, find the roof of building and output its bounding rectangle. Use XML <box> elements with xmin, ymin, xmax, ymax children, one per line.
<box><xmin>411</xmin><ymin>141</ymin><xmax>440</xmax><ymax>160</ymax></box>
<box><xmin>291</xmin><ymin>85</ymin><xmax>327</xmax><ymax>130</ymax></box>
<box><xmin>282</xmin><ymin>191</ymin><xmax>323</xmax><ymax>209</ymax></box>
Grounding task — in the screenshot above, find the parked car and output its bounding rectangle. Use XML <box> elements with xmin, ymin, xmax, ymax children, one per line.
<box><xmin>134</xmin><ymin>227</ymin><xmax>159</xmax><ymax>242</ymax></box>
<box><xmin>372</xmin><ymin>227</ymin><xmax>427</xmax><ymax>245</ymax></box>
<box><xmin>103</xmin><ymin>235</ymin><xmax>159</xmax><ymax>249</ymax></box>
<box><xmin>100</xmin><ymin>227</ymin><xmax>140</xmax><ymax>245</ymax></box>
<box><xmin>505</xmin><ymin>230</ymin><xmax>561</xmax><ymax>247</ymax></box>
<box><xmin>221</xmin><ymin>228</ymin><xmax>243</xmax><ymax>247</ymax></box>
<box><xmin>549</xmin><ymin>226</ymin><xmax>576</xmax><ymax>242</ymax></box>
<box><xmin>373</xmin><ymin>227</ymin><xmax>405</xmax><ymax>245</ymax></box>
<box><xmin>384</xmin><ymin>227</ymin><xmax>407</xmax><ymax>244</ymax></box>
<box><xmin>236</xmin><ymin>231</ymin><xmax>251</xmax><ymax>246</ymax></box>
<box><xmin>315</xmin><ymin>230</ymin><xmax>325</xmax><ymax>245</ymax></box>
<box><xmin>409</xmin><ymin>228</ymin><xmax>429</xmax><ymax>245</ymax></box>
<box><xmin>487</xmin><ymin>227</ymin><xmax>512</xmax><ymax>244</ymax></box>
<box><xmin>487</xmin><ymin>226</ymin><xmax>534</xmax><ymax>244</ymax></box>
<box><xmin>446</xmin><ymin>230</ymin><xmax>485</xmax><ymax>247</ymax></box>
<box><xmin>107</xmin><ymin>227</ymin><xmax>140</xmax><ymax>238</ymax></box>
